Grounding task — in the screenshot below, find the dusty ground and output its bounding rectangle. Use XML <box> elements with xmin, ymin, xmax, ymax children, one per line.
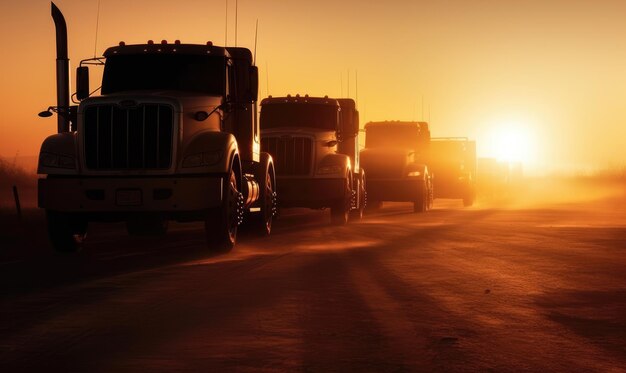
<box><xmin>0</xmin><ymin>179</ymin><xmax>625</xmax><ymax>372</ymax></box>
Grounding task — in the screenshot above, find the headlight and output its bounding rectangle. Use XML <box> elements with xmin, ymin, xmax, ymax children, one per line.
<box><xmin>39</xmin><ymin>152</ymin><xmax>76</xmax><ymax>169</ymax></box>
<box><xmin>407</xmin><ymin>171</ymin><xmax>421</xmax><ymax>177</ymax></box>
<box><xmin>317</xmin><ymin>164</ymin><xmax>344</xmax><ymax>175</ymax></box>
<box><xmin>183</xmin><ymin>151</ymin><xmax>222</xmax><ymax>168</ymax></box>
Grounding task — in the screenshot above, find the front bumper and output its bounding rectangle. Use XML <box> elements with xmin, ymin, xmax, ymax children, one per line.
<box><xmin>38</xmin><ymin>176</ymin><xmax>223</xmax><ymax>213</ymax></box>
<box><xmin>366</xmin><ymin>178</ymin><xmax>423</xmax><ymax>202</ymax></box>
<box><xmin>277</xmin><ymin>177</ymin><xmax>346</xmax><ymax>208</ymax></box>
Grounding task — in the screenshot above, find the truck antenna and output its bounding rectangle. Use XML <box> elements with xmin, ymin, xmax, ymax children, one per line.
<box><xmin>347</xmin><ymin>69</ymin><xmax>350</xmax><ymax>98</ymax></box>
<box><xmin>265</xmin><ymin>61</ymin><xmax>270</xmax><ymax>96</ymax></box>
<box><xmin>224</xmin><ymin>0</ymin><xmax>228</xmax><ymax>46</ymax></box>
<box><xmin>340</xmin><ymin>72</ymin><xmax>343</xmax><ymax>97</ymax></box>
<box><xmin>93</xmin><ymin>0</ymin><xmax>101</xmax><ymax>57</ymax></box>
<box><xmin>421</xmin><ymin>95</ymin><xmax>424</xmax><ymax>121</ymax></box>
<box><xmin>235</xmin><ymin>0</ymin><xmax>238</xmax><ymax>47</ymax></box>
<box><xmin>355</xmin><ymin>70</ymin><xmax>359</xmax><ymax>109</ymax></box>
<box><xmin>253</xmin><ymin>19</ymin><xmax>258</xmax><ymax>66</ymax></box>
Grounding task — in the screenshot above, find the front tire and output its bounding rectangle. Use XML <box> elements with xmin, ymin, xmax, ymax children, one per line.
<box><xmin>331</xmin><ymin>175</ymin><xmax>351</xmax><ymax>225</ymax></box>
<box><xmin>413</xmin><ymin>181</ymin><xmax>430</xmax><ymax>213</ymax></box>
<box><xmin>46</xmin><ymin>210</ymin><xmax>88</xmax><ymax>253</ymax></box>
<box><xmin>205</xmin><ymin>166</ymin><xmax>242</xmax><ymax>252</ymax></box>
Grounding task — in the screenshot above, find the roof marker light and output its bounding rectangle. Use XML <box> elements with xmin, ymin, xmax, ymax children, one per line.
<box><xmin>147</xmin><ymin>40</ymin><xmax>154</xmax><ymax>45</ymax></box>
<box><xmin>175</xmin><ymin>40</ymin><xmax>181</xmax><ymax>45</ymax></box>
<box><xmin>161</xmin><ymin>40</ymin><xmax>167</xmax><ymax>45</ymax></box>
<box><xmin>206</xmin><ymin>41</ymin><xmax>213</xmax><ymax>46</ymax></box>
<box><xmin>119</xmin><ymin>41</ymin><xmax>125</xmax><ymax>46</ymax></box>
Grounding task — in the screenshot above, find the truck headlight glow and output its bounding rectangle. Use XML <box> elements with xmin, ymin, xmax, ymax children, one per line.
<box><xmin>39</xmin><ymin>152</ymin><xmax>76</xmax><ymax>169</ymax></box>
<box><xmin>183</xmin><ymin>151</ymin><xmax>222</xmax><ymax>168</ymax></box>
<box><xmin>407</xmin><ymin>171</ymin><xmax>422</xmax><ymax>177</ymax></box>
<box><xmin>317</xmin><ymin>164</ymin><xmax>344</xmax><ymax>175</ymax></box>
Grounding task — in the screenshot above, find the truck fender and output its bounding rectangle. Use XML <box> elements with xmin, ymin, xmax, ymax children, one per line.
<box><xmin>318</xmin><ymin>153</ymin><xmax>352</xmax><ymax>174</ymax></box>
<box><xmin>406</xmin><ymin>163</ymin><xmax>430</xmax><ymax>181</ymax></box>
<box><xmin>38</xmin><ymin>132</ymin><xmax>78</xmax><ymax>175</ymax></box>
<box><xmin>180</xmin><ymin>131</ymin><xmax>239</xmax><ymax>174</ymax></box>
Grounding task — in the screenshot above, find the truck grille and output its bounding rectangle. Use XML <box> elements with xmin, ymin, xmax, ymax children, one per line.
<box><xmin>83</xmin><ymin>104</ymin><xmax>174</xmax><ymax>170</ymax></box>
<box><xmin>261</xmin><ymin>136</ymin><xmax>312</xmax><ymax>176</ymax></box>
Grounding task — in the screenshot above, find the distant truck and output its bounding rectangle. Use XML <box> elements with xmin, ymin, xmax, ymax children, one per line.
<box><xmin>37</xmin><ymin>3</ymin><xmax>277</xmax><ymax>253</ymax></box>
<box><xmin>260</xmin><ymin>95</ymin><xmax>366</xmax><ymax>224</ymax></box>
<box><xmin>360</xmin><ymin>121</ymin><xmax>433</xmax><ymax>212</ymax></box>
<box><xmin>428</xmin><ymin>137</ymin><xmax>476</xmax><ymax>206</ymax></box>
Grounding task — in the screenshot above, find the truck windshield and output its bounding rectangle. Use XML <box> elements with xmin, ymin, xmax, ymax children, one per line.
<box><xmin>365</xmin><ymin>125</ymin><xmax>420</xmax><ymax>149</ymax></box>
<box><xmin>101</xmin><ymin>54</ymin><xmax>225</xmax><ymax>95</ymax></box>
<box><xmin>260</xmin><ymin>104</ymin><xmax>338</xmax><ymax>130</ymax></box>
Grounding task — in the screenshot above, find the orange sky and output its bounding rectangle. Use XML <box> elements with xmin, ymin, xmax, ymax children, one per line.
<box><xmin>1</xmin><ymin>0</ymin><xmax>625</xmax><ymax>173</ymax></box>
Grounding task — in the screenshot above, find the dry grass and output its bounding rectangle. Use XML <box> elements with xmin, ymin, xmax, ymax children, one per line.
<box><xmin>0</xmin><ymin>157</ymin><xmax>35</xmax><ymax>189</ymax></box>
<box><xmin>0</xmin><ymin>157</ymin><xmax>37</xmax><ymax>208</ymax></box>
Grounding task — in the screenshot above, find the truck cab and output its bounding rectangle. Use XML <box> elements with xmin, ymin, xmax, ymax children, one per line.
<box><xmin>360</xmin><ymin>121</ymin><xmax>433</xmax><ymax>212</ymax></box>
<box><xmin>259</xmin><ymin>95</ymin><xmax>365</xmax><ymax>224</ymax></box>
<box><xmin>38</xmin><ymin>3</ymin><xmax>276</xmax><ymax>253</ymax></box>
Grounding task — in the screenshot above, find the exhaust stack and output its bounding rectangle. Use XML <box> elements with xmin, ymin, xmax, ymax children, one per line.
<box><xmin>51</xmin><ymin>2</ymin><xmax>70</xmax><ymax>133</ymax></box>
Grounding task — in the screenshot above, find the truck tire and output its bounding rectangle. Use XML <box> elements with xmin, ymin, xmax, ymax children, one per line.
<box><xmin>126</xmin><ymin>217</ymin><xmax>168</xmax><ymax>236</ymax></box>
<box><xmin>205</xmin><ymin>166</ymin><xmax>242</xmax><ymax>252</ymax></box>
<box><xmin>250</xmin><ymin>153</ymin><xmax>276</xmax><ymax>236</ymax></box>
<box><xmin>413</xmin><ymin>181</ymin><xmax>429</xmax><ymax>213</ymax></box>
<box><xmin>46</xmin><ymin>210</ymin><xmax>88</xmax><ymax>253</ymax></box>
<box><xmin>349</xmin><ymin>172</ymin><xmax>366</xmax><ymax>221</ymax></box>
<box><xmin>330</xmin><ymin>175</ymin><xmax>351</xmax><ymax>225</ymax></box>
<box><xmin>463</xmin><ymin>186</ymin><xmax>475</xmax><ymax>207</ymax></box>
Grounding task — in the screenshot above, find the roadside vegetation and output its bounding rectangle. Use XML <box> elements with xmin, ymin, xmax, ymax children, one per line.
<box><xmin>0</xmin><ymin>157</ymin><xmax>35</xmax><ymax>189</ymax></box>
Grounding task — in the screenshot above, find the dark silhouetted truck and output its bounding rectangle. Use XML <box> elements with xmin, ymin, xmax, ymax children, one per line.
<box><xmin>260</xmin><ymin>95</ymin><xmax>366</xmax><ymax>224</ymax></box>
<box><xmin>37</xmin><ymin>3</ymin><xmax>277</xmax><ymax>253</ymax></box>
<box><xmin>360</xmin><ymin>121</ymin><xmax>433</xmax><ymax>212</ymax></box>
<box><xmin>428</xmin><ymin>137</ymin><xmax>476</xmax><ymax>207</ymax></box>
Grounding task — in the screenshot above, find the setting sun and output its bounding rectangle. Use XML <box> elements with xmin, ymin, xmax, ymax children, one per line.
<box><xmin>486</xmin><ymin>123</ymin><xmax>536</xmax><ymax>164</ymax></box>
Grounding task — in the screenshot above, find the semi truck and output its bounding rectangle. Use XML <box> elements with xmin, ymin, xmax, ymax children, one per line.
<box><xmin>360</xmin><ymin>121</ymin><xmax>433</xmax><ymax>212</ymax></box>
<box><xmin>37</xmin><ymin>3</ymin><xmax>277</xmax><ymax>253</ymax></box>
<box><xmin>259</xmin><ymin>95</ymin><xmax>366</xmax><ymax>224</ymax></box>
<box><xmin>428</xmin><ymin>137</ymin><xmax>476</xmax><ymax>206</ymax></box>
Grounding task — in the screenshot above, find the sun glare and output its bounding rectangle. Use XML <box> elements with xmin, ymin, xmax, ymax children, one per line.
<box><xmin>488</xmin><ymin>123</ymin><xmax>536</xmax><ymax>164</ymax></box>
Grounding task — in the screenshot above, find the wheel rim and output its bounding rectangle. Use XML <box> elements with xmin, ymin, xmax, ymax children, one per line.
<box><xmin>226</xmin><ymin>170</ymin><xmax>242</xmax><ymax>241</ymax></box>
<box><xmin>263</xmin><ymin>173</ymin><xmax>274</xmax><ymax>231</ymax></box>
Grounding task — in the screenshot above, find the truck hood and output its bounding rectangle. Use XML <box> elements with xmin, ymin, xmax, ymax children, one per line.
<box><xmin>360</xmin><ymin>147</ymin><xmax>415</xmax><ymax>178</ymax></box>
<box><xmin>261</xmin><ymin>127</ymin><xmax>337</xmax><ymax>143</ymax></box>
<box><xmin>82</xmin><ymin>91</ymin><xmax>223</xmax><ymax>113</ymax></box>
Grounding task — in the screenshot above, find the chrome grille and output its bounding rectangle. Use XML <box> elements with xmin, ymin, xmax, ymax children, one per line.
<box><xmin>83</xmin><ymin>104</ymin><xmax>174</xmax><ymax>170</ymax></box>
<box><xmin>261</xmin><ymin>136</ymin><xmax>312</xmax><ymax>176</ymax></box>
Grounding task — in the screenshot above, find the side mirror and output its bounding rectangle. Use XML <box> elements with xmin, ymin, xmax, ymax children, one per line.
<box><xmin>248</xmin><ymin>66</ymin><xmax>259</xmax><ymax>102</ymax></box>
<box><xmin>76</xmin><ymin>66</ymin><xmax>90</xmax><ymax>100</ymax></box>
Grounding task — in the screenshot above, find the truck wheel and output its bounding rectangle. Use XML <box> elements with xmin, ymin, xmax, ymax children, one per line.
<box><xmin>251</xmin><ymin>155</ymin><xmax>276</xmax><ymax>236</ymax></box>
<box><xmin>205</xmin><ymin>167</ymin><xmax>242</xmax><ymax>252</ymax></box>
<box><xmin>413</xmin><ymin>182</ymin><xmax>429</xmax><ymax>213</ymax></box>
<box><xmin>463</xmin><ymin>186</ymin><xmax>475</xmax><ymax>207</ymax></box>
<box><xmin>349</xmin><ymin>174</ymin><xmax>366</xmax><ymax>221</ymax></box>
<box><xmin>126</xmin><ymin>217</ymin><xmax>168</xmax><ymax>236</ymax></box>
<box><xmin>331</xmin><ymin>176</ymin><xmax>351</xmax><ymax>225</ymax></box>
<box><xmin>46</xmin><ymin>210</ymin><xmax>88</xmax><ymax>253</ymax></box>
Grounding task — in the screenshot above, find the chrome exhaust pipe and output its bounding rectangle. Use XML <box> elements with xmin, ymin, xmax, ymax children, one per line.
<box><xmin>51</xmin><ymin>2</ymin><xmax>70</xmax><ymax>133</ymax></box>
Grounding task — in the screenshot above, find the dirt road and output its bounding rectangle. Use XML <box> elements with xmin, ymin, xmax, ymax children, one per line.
<box><xmin>1</xmin><ymin>193</ymin><xmax>625</xmax><ymax>371</ymax></box>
